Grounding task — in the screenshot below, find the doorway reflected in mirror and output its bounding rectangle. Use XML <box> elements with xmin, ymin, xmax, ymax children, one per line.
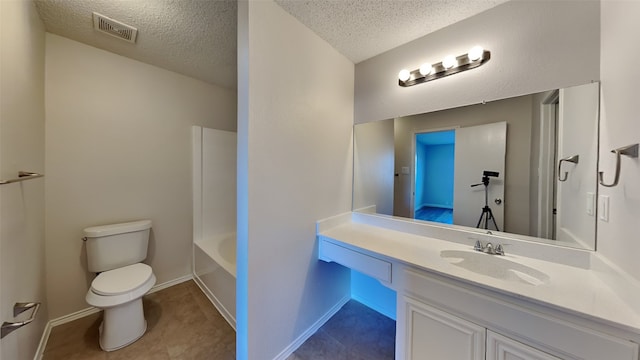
<box><xmin>413</xmin><ymin>129</ymin><xmax>455</xmax><ymax>225</ymax></box>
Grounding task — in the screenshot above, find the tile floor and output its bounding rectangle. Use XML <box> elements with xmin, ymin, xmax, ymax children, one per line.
<box><xmin>42</xmin><ymin>280</ymin><xmax>235</xmax><ymax>359</ymax></box>
<box><xmin>42</xmin><ymin>282</ymin><xmax>395</xmax><ymax>360</ymax></box>
<box><xmin>288</xmin><ymin>300</ymin><xmax>396</xmax><ymax>360</ymax></box>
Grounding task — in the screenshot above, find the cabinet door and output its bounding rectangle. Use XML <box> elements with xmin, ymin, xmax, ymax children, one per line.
<box><xmin>402</xmin><ymin>296</ymin><xmax>485</xmax><ymax>360</ymax></box>
<box><xmin>487</xmin><ymin>330</ymin><xmax>563</xmax><ymax>360</ymax></box>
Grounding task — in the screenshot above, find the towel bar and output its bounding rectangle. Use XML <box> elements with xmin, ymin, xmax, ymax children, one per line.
<box><xmin>1</xmin><ymin>302</ymin><xmax>41</xmax><ymax>339</ymax></box>
<box><xmin>0</xmin><ymin>171</ymin><xmax>44</xmax><ymax>185</ymax></box>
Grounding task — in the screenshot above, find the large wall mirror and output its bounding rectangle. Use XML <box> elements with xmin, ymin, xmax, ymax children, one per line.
<box><xmin>353</xmin><ymin>81</ymin><xmax>600</xmax><ymax>250</ymax></box>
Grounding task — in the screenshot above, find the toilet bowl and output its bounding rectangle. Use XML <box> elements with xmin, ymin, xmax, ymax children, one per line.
<box><xmin>86</xmin><ymin>263</ymin><xmax>156</xmax><ymax>351</ymax></box>
<box><xmin>83</xmin><ymin>220</ymin><xmax>156</xmax><ymax>351</ymax></box>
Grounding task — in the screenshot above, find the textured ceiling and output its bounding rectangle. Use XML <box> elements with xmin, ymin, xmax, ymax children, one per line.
<box><xmin>274</xmin><ymin>0</ymin><xmax>508</xmax><ymax>64</ymax></box>
<box><xmin>35</xmin><ymin>0</ymin><xmax>508</xmax><ymax>89</ymax></box>
<box><xmin>35</xmin><ymin>0</ymin><xmax>237</xmax><ymax>89</ymax></box>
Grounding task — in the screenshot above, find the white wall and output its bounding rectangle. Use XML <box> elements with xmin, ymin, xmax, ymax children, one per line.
<box><xmin>598</xmin><ymin>1</ymin><xmax>640</xmax><ymax>281</ymax></box>
<box><xmin>0</xmin><ymin>1</ymin><xmax>48</xmax><ymax>359</ymax></box>
<box><xmin>44</xmin><ymin>34</ymin><xmax>236</xmax><ymax>319</ymax></box>
<box><xmin>238</xmin><ymin>1</ymin><xmax>354</xmax><ymax>358</ymax></box>
<box><xmin>355</xmin><ymin>0</ymin><xmax>600</xmax><ymax>123</ymax></box>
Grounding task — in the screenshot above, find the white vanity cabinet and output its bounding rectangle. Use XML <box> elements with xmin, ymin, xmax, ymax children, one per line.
<box><xmin>486</xmin><ymin>331</ymin><xmax>561</xmax><ymax>360</ymax></box>
<box><xmin>399</xmin><ymin>296</ymin><xmax>561</xmax><ymax>360</ymax></box>
<box><xmin>401</xmin><ymin>295</ymin><xmax>485</xmax><ymax>359</ymax></box>
<box><xmin>397</xmin><ymin>266</ymin><xmax>639</xmax><ymax>360</ymax></box>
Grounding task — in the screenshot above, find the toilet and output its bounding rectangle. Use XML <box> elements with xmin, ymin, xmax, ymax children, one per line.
<box><xmin>83</xmin><ymin>219</ymin><xmax>156</xmax><ymax>351</ymax></box>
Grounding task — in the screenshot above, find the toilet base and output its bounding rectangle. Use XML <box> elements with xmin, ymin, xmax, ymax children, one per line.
<box><xmin>98</xmin><ymin>298</ymin><xmax>147</xmax><ymax>351</ymax></box>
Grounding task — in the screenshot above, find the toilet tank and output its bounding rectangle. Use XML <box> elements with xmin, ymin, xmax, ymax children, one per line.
<box><xmin>84</xmin><ymin>220</ymin><xmax>152</xmax><ymax>273</ymax></box>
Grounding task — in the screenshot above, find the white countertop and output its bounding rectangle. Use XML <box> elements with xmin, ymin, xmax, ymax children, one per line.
<box><xmin>317</xmin><ymin>212</ymin><xmax>640</xmax><ymax>337</ymax></box>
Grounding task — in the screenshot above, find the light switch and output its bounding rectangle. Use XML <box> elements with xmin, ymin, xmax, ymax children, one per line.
<box><xmin>598</xmin><ymin>195</ymin><xmax>609</xmax><ymax>222</ymax></box>
<box><xmin>401</xmin><ymin>166</ymin><xmax>410</xmax><ymax>175</ymax></box>
<box><xmin>586</xmin><ymin>192</ymin><xmax>595</xmax><ymax>216</ymax></box>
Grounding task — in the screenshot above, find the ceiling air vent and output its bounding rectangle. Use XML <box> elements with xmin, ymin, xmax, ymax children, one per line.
<box><xmin>92</xmin><ymin>12</ymin><xmax>138</xmax><ymax>43</ymax></box>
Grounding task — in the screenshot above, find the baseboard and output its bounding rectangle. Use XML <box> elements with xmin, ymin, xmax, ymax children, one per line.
<box><xmin>148</xmin><ymin>274</ymin><xmax>193</xmax><ymax>295</ymax></box>
<box><xmin>34</xmin><ymin>274</ymin><xmax>194</xmax><ymax>359</ymax></box>
<box><xmin>192</xmin><ymin>274</ymin><xmax>236</xmax><ymax>330</ymax></box>
<box><xmin>49</xmin><ymin>306</ymin><xmax>102</xmax><ymax>328</ymax></box>
<box><xmin>33</xmin><ymin>321</ymin><xmax>52</xmax><ymax>360</ymax></box>
<box><xmin>272</xmin><ymin>294</ymin><xmax>351</xmax><ymax>360</ymax></box>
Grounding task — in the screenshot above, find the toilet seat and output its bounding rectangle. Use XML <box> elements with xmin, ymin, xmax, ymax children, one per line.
<box><xmin>86</xmin><ymin>263</ymin><xmax>156</xmax><ymax>309</ymax></box>
<box><xmin>92</xmin><ymin>263</ymin><xmax>153</xmax><ymax>295</ymax></box>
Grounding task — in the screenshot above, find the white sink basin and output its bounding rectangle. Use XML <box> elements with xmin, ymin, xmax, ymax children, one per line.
<box><xmin>440</xmin><ymin>250</ymin><xmax>550</xmax><ymax>286</ymax></box>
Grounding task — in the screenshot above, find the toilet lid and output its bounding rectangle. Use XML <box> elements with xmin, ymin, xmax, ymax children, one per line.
<box><xmin>91</xmin><ymin>263</ymin><xmax>153</xmax><ymax>296</ymax></box>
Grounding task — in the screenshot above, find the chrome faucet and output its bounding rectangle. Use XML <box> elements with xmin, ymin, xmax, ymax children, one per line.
<box><xmin>473</xmin><ymin>240</ymin><xmax>505</xmax><ymax>255</ymax></box>
<box><xmin>473</xmin><ymin>240</ymin><xmax>484</xmax><ymax>252</ymax></box>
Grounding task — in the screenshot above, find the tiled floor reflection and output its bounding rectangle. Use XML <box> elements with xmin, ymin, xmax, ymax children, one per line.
<box><xmin>42</xmin><ymin>280</ymin><xmax>235</xmax><ymax>360</ymax></box>
<box><xmin>287</xmin><ymin>300</ymin><xmax>396</xmax><ymax>360</ymax></box>
<box><xmin>415</xmin><ymin>206</ymin><xmax>453</xmax><ymax>224</ymax></box>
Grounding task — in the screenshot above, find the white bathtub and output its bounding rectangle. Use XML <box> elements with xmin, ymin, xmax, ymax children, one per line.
<box><xmin>194</xmin><ymin>233</ymin><xmax>236</xmax><ymax>329</ymax></box>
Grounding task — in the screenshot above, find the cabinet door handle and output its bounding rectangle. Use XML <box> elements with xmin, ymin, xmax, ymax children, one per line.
<box><xmin>1</xmin><ymin>302</ymin><xmax>41</xmax><ymax>339</ymax></box>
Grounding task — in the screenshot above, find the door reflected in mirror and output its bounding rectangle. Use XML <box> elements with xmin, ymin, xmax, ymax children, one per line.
<box><xmin>353</xmin><ymin>82</ymin><xmax>599</xmax><ymax>250</ymax></box>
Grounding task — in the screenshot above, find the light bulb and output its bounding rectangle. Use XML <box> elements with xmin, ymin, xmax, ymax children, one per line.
<box><xmin>442</xmin><ymin>55</ymin><xmax>457</xmax><ymax>69</ymax></box>
<box><xmin>398</xmin><ymin>69</ymin><xmax>411</xmax><ymax>82</ymax></box>
<box><xmin>419</xmin><ymin>63</ymin><xmax>434</xmax><ymax>76</ymax></box>
<box><xmin>468</xmin><ymin>46</ymin><xmax>484</xmax><ymax>61</ymax></box>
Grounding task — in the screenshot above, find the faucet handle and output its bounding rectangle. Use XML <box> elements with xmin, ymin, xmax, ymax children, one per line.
<box><xmin>494</xmin><ymin>244</ymin><xmax>505</xmax><ymax>256</ymax></box>
<box><xmin>473</xmin><ymin>240</ymin><xmax>483</xmax><ymax>252</ymax></box>
<box><xmin>484</xmin><ymin>242</ymin><xmax>494</xmax><ymax>254</ymax></box>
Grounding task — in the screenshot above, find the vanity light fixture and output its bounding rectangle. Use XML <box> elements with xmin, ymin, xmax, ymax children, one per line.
<box><xmin>468</xmin><ymin>45</ymin><xmax>484</xmax><ymax>61</ymax></box>
<box><xmin>398</xmin><ymin>69</ymin><xmax>411</xmax><ymax>82</ymax></box>
<box><xmin>398</xmin><ymin>46</ymin><xmax>491</xmax><ymax>87</ymax></box>
<box><xmin>442</xmin><ymin>55</ymin><xmax>457</xmax><ymax>69</ymax></box>
<box><xmin>419</xmin><ymin>63</ymin><xmax>434</xmax><ymax>76</ymax></box>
